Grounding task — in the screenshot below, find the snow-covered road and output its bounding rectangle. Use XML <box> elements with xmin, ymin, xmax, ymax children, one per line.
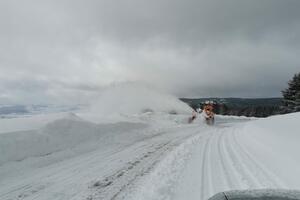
<box><xmin>172</xmin><ymin>125</ymin><xmax>285</xmax><ymax>200</ymax></box>
<box><xmin>1</xmin><ymin>113</ymin><xmax>299</xmax><ymax>200</ymax></box>
<box><xmin>0</xmin><ymin>121</ymin><xmax>205</xmax><ymax>200</ymax></box>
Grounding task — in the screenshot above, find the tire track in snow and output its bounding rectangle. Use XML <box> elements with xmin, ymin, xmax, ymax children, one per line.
<box><xmin>174</xmin><ymin>128</ymin><xmax>248</xmax><ymax>200</ymax></box>
<box><xmin>0</xmin><ymin>139</ymin><xmax>156</xmax><ymax>200</ymax></box>
<box><xmin>199</xmin><ymin>133</ymin><xmax>213</xmax><ymax>200</ymax></box>
<box><xmin>219</xmin><ymin>129</ymin><xmax>246</xmax><ymax>189</ymax></box>
<box><xmin>221</xmin><ymin>126</ymin><xmax>285</xmax><ymax>190</ymax></box>
<box><xmin>231</xmin><ymin>130</ymin><xmax>286</xmax><ymax>188</ymax></box>
<box><xmin>215</xmin><ymin>129</ymin><xmax>234</xmax><ymax>189</ymax></box>
<box><xmin>91</xmin><ymin>142</ymin><xmax>172</xmax><ymax>200</ymax></box>
<box><xmin>1</xmin><ymin>128</ymin><xmax>196</xmax><ymax>200</ymax></box>
<box><xmin>88</xmin><ymin>129</ymin><xmax>202</xmax><ymax>200</ymax></box>
<box><xmin>204</xmin><ymin>130</ymin><xmax>233</xmax><ymax>197</ymax></box>
<box><xmin>224</xmin><ymin>129</ymin><xmax>262</xmax><ymax>188</ymax></box>
<box><xmin>173</xmin><ymin>124</ymin><xmax>285</xmax><ymax>200</ymax></box>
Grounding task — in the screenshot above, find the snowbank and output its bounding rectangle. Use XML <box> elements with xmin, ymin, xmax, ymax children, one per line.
<box><xmin>88</xmin><ymin>83</ymin><xmax>193</xmax><ymax>117</ymax></box>
<box><xmin>238</xmin><ymin>112</ymin><xmax>300</xmax><ymax>189</ymax></box>
<box><xmin>0</xmin><ymin>113</ymin><xmax>146</xmax><ymax>166</ymax></box>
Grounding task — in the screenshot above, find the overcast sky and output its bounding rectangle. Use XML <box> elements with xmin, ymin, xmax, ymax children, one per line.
<box><xmin>1</xmin><ymin>0</ymin><xmax>300</xmax><ymax>104</ymax></box>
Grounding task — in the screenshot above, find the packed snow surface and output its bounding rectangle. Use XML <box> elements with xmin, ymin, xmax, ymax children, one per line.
<box><xmin>0</xmin><ymin>88</ymin><xmax>300</xmax><ymax>200</ymax></box>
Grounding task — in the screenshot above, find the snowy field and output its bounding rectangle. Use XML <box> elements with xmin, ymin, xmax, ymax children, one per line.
<box><xmin>0</xmin><ymin>85</ymin><xmax>300</xmax><ymax>200</ymax></box>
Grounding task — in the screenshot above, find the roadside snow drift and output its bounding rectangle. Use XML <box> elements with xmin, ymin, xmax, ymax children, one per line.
<box><xmin>0</xmin><ymin>113</ymin><xmax>146</xmax><ymax>165</ymax></box>
<box><xmin>238</xmin><ymin>112</ymin><xmax>300</xmax><ymax>189</ymax></box>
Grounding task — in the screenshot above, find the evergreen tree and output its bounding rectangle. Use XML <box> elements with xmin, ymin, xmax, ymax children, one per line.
<box><xmin>282</xmin><ymin>72</ymin><xmax>300</xmax><ymax>107</ymax></box>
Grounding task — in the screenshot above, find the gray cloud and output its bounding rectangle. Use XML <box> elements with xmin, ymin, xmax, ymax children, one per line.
<box><xmin>0</xmin><ymin>0</ymin><xmax>300</xmax><ymax>103</ymax></box>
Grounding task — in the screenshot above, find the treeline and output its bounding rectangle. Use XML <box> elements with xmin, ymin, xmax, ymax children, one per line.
<box><xmin>213</xmin><ymin>103</ymin><xmax>287</xmax><ymax>118</ymax></box>
<box><xmin>181</xmin><ymin>98</ymin><xmax>284</xmax><ymax>118</ymax></box>
<box><xmin>182</xmin><ymin>99</ymin><xmax>297</xmax><ymax>118</ymax></box>
<box><xmin>181</xmin><ymin>72</ymin><xmax>300</xmax><ymax>118</ymax></box>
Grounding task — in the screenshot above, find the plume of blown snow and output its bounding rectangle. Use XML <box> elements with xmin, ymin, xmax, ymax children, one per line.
<box><xmin>88</xmin><ymin>83</ymin><xmax>192</xmax><ymax>116</ymax></box>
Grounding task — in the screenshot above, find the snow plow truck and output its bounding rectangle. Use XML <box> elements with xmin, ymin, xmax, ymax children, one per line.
<box><xmin>203</xmin><ymin>101</ymin><xmax>215</xmax><ymax>125</ymax></box>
